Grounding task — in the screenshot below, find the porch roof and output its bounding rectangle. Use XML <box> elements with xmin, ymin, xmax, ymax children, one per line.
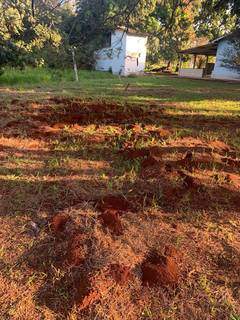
<box><xmin>179</xmin><ymin>29</ymin><xmax>240</xmax><ymax>56</ymax></box>
<box><xmin>179</xmin><ymin>42</ymin><xmax>218</xmax><ymax>56</ymax></box>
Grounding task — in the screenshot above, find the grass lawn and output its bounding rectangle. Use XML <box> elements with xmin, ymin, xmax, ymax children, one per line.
<box><xmin>0</xmin><ymin>68</ymin><xmax>240</xmax><ymax>320</ymax></box>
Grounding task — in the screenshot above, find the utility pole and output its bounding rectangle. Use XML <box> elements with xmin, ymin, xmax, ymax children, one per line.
<box><xmin>71</xmin><ymin>47</ymin><xmax>79</xmax><ymax>82</ymax></box>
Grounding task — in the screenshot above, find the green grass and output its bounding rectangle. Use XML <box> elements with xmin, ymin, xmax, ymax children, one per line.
<box><xmin>0</xmin><ymin>67</ymin><xmax>116</xmax><ymax>86</ymax></box>
<box><xmin>0</xmin><ymin>67</ymin><xmax>239</xmax><ymax>147</ymax></box>
<box><xmin>0</xmin><ymin>67</ymin><xmax>240</xmax><ymax>320</ymax></box>
<box><xmin>0</xmin><ymin>67</ymin><xmax>239</xmax><ymax>103</ymax></box>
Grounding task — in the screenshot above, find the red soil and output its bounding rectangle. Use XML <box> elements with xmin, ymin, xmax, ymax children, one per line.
<box><xmin>34</xmin><ymin>124</ymin><xmax>61</xmax><ymax>137</ymax></box>
<box><xmin>164</xmin><ymin>245</ymin><xmax>181</xmax><ymax>259</ymax></box>
<box><xmin>99</xmin><ymin>210</ymin><xmax>124</xmax><ymax>236</ymax></box>
<box><xmin>141</xmin><ymin>156</ymin><xmax>160</xmax><ymax>168</ymax></box>
<box><xmin>79</xmin><ymin>290</ymin><xmax>100</xmax><ymax>311</ymax></box>
<box><xmin>74</xmin><ymin>275</ymin><xmax>100</xmax><ymax>311</ymax></box>
<box><xmin>121</xmin><ymin>148</ymin><xmax>150</xmax><ymax>160</ymax></box>
<box><xmin>67</xmin><ymin>233</ymin><xmax>85</xmax><ymax>267</ymax></box>
<box><xmin>97</xmin><ymin>195</ymin><xmax>133</xmax><ymax>213</ymax></box>
<box><xmin>128</xmin><ymin>124</ymin><xmax>143</xmax><ymax>133</ymax></box>
<box><xmin>52</xmin><ymin>123</ymin><xmax>66</xmax><ymax>129</ymax></box>
<box><xmin>178</xmin><ymin>151</ymin><xmax>193</xmax><ymax>165</ymax></box>
<box><xmin>50</xmin><ymin>213</ymin><xmax>70</xmax><ymax>233</ymax></box>
<box><xmin>141</xmin><ymin>249</ymin><xmax>179</xmax><ymax>287</ymax></box>
<box><xmin>86</xmin><ymin>134</ymin><xmax>106</xmax><ymax>144</ymax></box>
<box><xmin>148</xmin><ymin>128</ymin><xmax>172</xmax><ymax>139</ymax></box>
<box><xmin>221</xmin><ymin>156</ymin><xmax>240</xmax><ymax>168</ymax></box>
<box><xmin>108</xmin><ymin>264</ymin><xmax>132</xmax><ymax>285</ymax></box>
<box><xmin>178</xmin><ymin>171</ymin><xmax>198</xmax><ymax>189</ymax></box>
<box><xmin>209</xmin><ymin>140</ymin><xmax>231</xmax><ymax>152</ymax></box>
<box><xmin>226</xmin><ymin>174</ymin><xmax>240</xmax><ymax>188</ymax></box>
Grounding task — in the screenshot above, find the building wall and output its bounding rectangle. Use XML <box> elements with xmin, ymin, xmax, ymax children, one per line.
<box><xmin>212</xmin><ymin>39</ymin><xmax>240</xmax><ymax>80</ymax></box>
<box><xmin>95</xmin><ymin>30</ymin><xmax>126</xmax><ymax>75</ymax></box>
<box><xmin>95</xmin><ymin>30</ymin><xmax>147</xmax><ymax>76</ymax></box>
<box><xmin>111</xmin><ymin>31</ymin><xmax>127</xmax><ymax>75</ymax></box>
<box><xmin>179</xmin><ymin>68</ymin><xmax>204</xmax><ymax>78</ymax></box>
<box><xmin>124</xmin><ymin>34</ymin><xmax>148</xmax><ymax>76</ymax></box>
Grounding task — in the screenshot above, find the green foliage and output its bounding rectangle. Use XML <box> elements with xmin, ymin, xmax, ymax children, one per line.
<box><xmin>0</xmin><ymin>0</ymin><xmax>239</xmax><ymax>70</ymax></box>
<box><xmin>147</xmin><ymin>0</ymin><xmax>199</xmax><ymax>66</ymax></box>
<box><xmin>195</xmin><ymin>0</ymin><xmax>238</xmax><ymax>39</ymax></box>
<box><xmin>0</xmin><ymin>0</ymin><xmax>65</xmax><ymax>68</ymax></box>
<box><xmin>66</xmin><ymin>0</ymin><xmax>157</xmax><ymax>67</ymax></box>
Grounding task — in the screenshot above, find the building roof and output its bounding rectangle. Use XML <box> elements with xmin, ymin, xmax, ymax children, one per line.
<box><xmin>115</xmin><ymin>27</ymin><xmax>148</xmax><ymax>37</ymax></box>
<box><xmin>179</xmin><ymin>42</ymin><xmax>218</xmax><ymax>55</ymax></box>
<box><xmin>179</xmin><ymin>29</ymin><xmax>240</xmax><ymax>56</ymax></box>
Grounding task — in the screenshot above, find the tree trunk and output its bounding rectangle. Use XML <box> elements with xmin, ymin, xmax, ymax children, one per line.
<box><xmin>71</xmin><ymin>47</ymin><xmax>79</xmax><ymax>82</ymax></box>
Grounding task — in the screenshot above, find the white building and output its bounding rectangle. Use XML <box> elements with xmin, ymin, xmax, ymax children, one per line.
<box><xmin>95</xmin><ymin>28</ymin><xmax>148</xmax><ymax>76</ymax></box>
<box><xmin>178</xmin><ymin>30</ymin><xmax>240</xmax><ymax>81</ymax></box>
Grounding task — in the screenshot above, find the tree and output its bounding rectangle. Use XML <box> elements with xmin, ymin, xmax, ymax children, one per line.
<box><xmin>0</xmin><ymin>0</ymin><xmax>66</xmax><ymax>68</ymax></box>
<box><xmin>62</xmin><ymin>0</ymin><xmax>158</xmax><ymax>68</ymax></box>
<box><xmin>196</xmin><ymin>0</ymin><xmax>239</xmax><ymax>39</ymax></box>
<box><xmin>147</xmin><ymin>0</ymin><xmax>200</xmax><ymax>66</ymax></box>
<box><xmin>195</xmin><ymin>0</ymin><xmax>240</xmax><ymax>75</ymax></box>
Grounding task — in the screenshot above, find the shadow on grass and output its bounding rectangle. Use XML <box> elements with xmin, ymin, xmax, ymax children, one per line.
<box><xmin>0</xmin><ymin>94</ymin><xmax>240</xmax><ymax>317</ymax></box>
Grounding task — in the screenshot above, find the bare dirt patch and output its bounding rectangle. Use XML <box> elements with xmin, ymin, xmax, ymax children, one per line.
<box><xmin>1</xmin><ymin>96</ymin><xmax>240</xmax><ymax>320</ymax></box>
<box><xmin>67</xmin><ymin>232</ymin><xmax>86</xmax><ymax>267</ymax></box>
<box><xmin>97</xmin><ymin>194</ymin><xmax>134</xmax><ymax>213</ymax></box>
<box><xmin>50</xmin><ymin>213</ymin><xmax>71</xmax><ymax>234</ymax></box>
<box><xmin>141</xmin><ymin>248</ymin><xmax>180</xmax><ymax>287</ymax></box>
<box><xmin>99</xmin><ymin>210</ymin><xmax>124</xmax><ymax>236</ymax></box>
<box><xmin>108</xmin><ymin>264</ymin><xmax>132</xmax><ymax>285</ymax></box>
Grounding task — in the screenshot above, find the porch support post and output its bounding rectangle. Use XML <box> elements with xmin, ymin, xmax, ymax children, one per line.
<box><xmin>179</xmin><ymin>54</ymin><xmax>182</xmax><ymax>70</ymax></box>
<box><xmin>206</xmin><ymin>55</ymin><xmax>209</xmax><ymax>66</ymax></box>
<box><xmin>193</xmin><ymin>54</ymin><xmax>197</xmax><ymax>69</ymax></box>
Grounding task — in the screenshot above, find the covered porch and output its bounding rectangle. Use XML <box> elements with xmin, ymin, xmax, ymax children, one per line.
<box><xmin>178</xmin><ymin>42</ymin><xmax>218</xmax><ymax>79</ymax></box>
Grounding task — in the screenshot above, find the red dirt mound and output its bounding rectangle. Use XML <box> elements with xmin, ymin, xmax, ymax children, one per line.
<box><xmin>99</xmin><ymin>210</ymin><xmax>123</xmax><ymax>236</ymax></box>
<box><xmin>34</xmin><ymin>124</ymin><xmax>61</xmax><ymax>137</ymax></box>
<box><xmin>120</xmin><ymin>148</ymin><xmax>149</xmax><ymax>160</ymax></box>
<box><xmin>164</xmin><ymin>245</ymin><xmax>181</xmax><ymax>259</ymax></box>
<box><xmin>141</xmin><ymin>249</ymin><xmax>179</xmax><ymax>287</ymax></box>
<box><xmin>97</xmin><ymin>195</ymin><xmax>133</xmax><ymax>213</ymax></box>
<box><xmin>109</xmin><ymin>264</ymin><xmax>132</xmax><ymax>285</ymax></box>
<box><xmin>50</xmin><ymin>213</ymin><xmax>70</xmax><ymax>233</ymax></box>
<box><xmin>79</xmin><ymin>290</ymin><xmax>100</xmax><ymax>311</ymax></box>
<box><xmin>52</xmin><ymin>123</ymin><xmax>66</xmax><ymax>129</ymax></box>
<box><xmin>178</xmin><ymin>170</ymin><xmax>198</xmax><ymax>189</ymax></box>
<box><xmin>221</xmin><ymin>156</ymin><xmax>240</xmax><ymax>168</ymax></box>
<box><xmin>141</xmin><ymin>156</ymin><xmax>160</xmax><ymax>168</ymax></box>
<box><xmin>148</xmin><ymin>128</ymin><xmax>172</xmax><ymax>139</ymax></box>
<box><xmin>67</xmin><ymin>233</ymin><xmax>85</xmax><ymax>267</ymax></box>
<box><xmin>177</xmin><ymin>151</ymin><xmax>193</xmax><ymax>165</ymax></box>
<box><xmin>128</xmin><ymin>124</ymin><xmax>143</xmax><ymax>133</ymax></box>
<box><xmin>209</xmin><ymin>140</ymin><xmax>231</xmax><ymax>152</ymax></box>
<box><xmin>226</xmin><ymin>174</ymin><xmax>240</xmax><ymax>188</ymax></box>
<box><xmin>73</xmin><ymin>274</ymin><xmax>100</xmax><ymax>311</ymax></box>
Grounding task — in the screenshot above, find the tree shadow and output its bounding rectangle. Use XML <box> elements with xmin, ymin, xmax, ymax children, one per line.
<box><xmin>0</xmin><ymin>95</ymin><xmax>239</xmax><ymax>317</ymax></box>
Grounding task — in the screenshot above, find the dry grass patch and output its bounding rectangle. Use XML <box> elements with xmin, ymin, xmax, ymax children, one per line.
<box><xmin>0</xmin><ymin>96</ymin><xmax>239</xmax><ymax>320</ymax></box>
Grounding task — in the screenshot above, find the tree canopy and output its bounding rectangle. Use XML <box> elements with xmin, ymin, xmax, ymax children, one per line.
<box><xmin>0</xmin><ymin>0</ymin><xmax>239</xmax><ymax>69</ymax></box>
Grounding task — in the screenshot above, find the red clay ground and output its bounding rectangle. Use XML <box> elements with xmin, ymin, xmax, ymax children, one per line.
<box><xmin>0</xmin><ymin>97</ymin><xmax>240</xmax><ymax>320</ymax></box>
